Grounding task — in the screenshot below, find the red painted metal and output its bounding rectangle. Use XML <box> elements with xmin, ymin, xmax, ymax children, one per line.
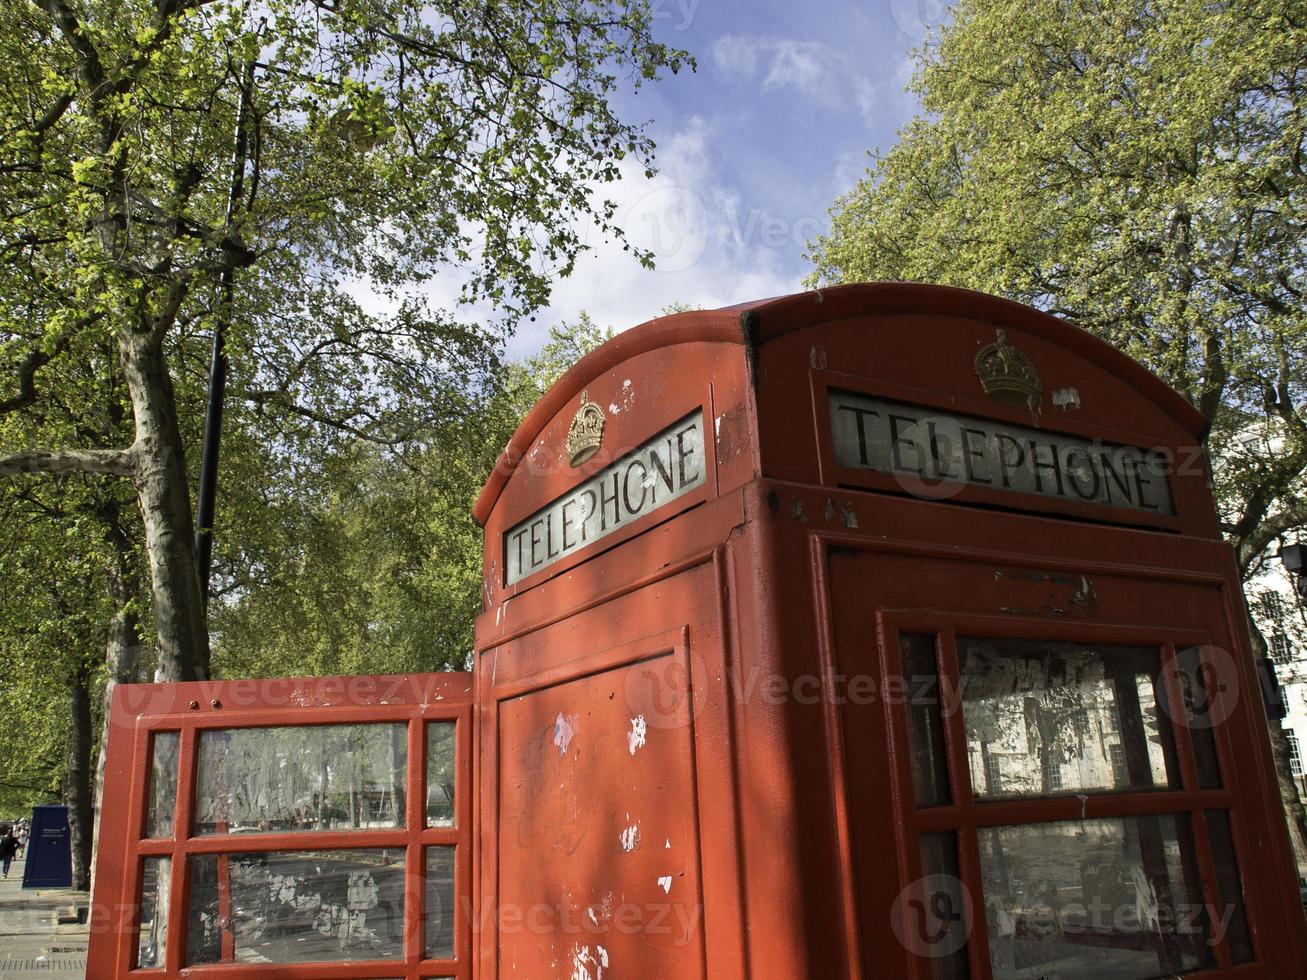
<box><xmin>89</xmin><ymin>674</ymin><xmax>473</xmax><ymax>980</ymax></box>
<box><xmin>92</xmin><ymin>283</ymin><xmax>1307</xmax><ymax>978</ymax></box>
<box><xmin>474</xmin><ymin>283</ymin><xmax>1305</xmax><ymax>978</ymax></box>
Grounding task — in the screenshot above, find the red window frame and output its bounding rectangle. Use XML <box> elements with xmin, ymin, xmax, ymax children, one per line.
<box><xmin>89</xmin><ymin>673</ymin><xmax>473</xmax><ymax>980</ymax></box>
<box><xmin>875</xmin><ymin>610</ymin><xmax>1258</xmax><ymax>979</ymax></box>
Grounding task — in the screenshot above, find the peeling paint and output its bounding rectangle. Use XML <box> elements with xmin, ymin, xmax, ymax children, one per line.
<box><xmin>553</xmin><ymin>713</ymin><xmax>578</xmax><ymax>756</ymax></box>
<box><xmin>790</xmin><ymin>499</ymin><xmax>808</xmax><ymax>522</ymax></box>
<box><xmin>627</xmin><ymin>715</ymin><xmax>648</xmax><ymax>755</ymax></box>
<box><xmin>824</xmin><ymin>497</ymin><xmax>836</xmax><ymax>521</ymax></box>
<box><xmin>657</xmin><ymin>875</ymin><xmax>673</xmax><ymax>893</ymax></box>
<box><xmin>1053</xmin><ymin>386</ymin><xmax>1082</xmax><ymax>410</ymax></box>
<box><xmin>608</xmin><ymin>378</ymin><xmax>636</xmax><ymax>416</ymax></box>
<box><xmin>620</xmin><ymin>822</ymin><xmax>640</xmax><ymax>852</ymax></box>
<box><xmin>571</xmin><ymin>943</ymin><xmax>605</xmax><ymax>980</ymax></box>
<box><xmin>840</xmin><ymin>502</ymin><xmax>859</xmax><ymax>528</ymax></box>
<box><xmin>665</xmin><ymin>838</ymin><xmax>671</xmax><ymax>849</ymax></box>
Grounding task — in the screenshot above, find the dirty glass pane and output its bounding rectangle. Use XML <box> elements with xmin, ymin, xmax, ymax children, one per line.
<box><xmin>185</xmin><ymin>849</ymin><xmax>405</xmax><ymax>964</ymax></box>
<box><xmin>980</xmin><ymin>815</ymin><xmax>1214</xmax><ymax>979</ymax></box>
<box><xmin>426</xmin><ymin>722</ymin><xmax>456</xmax><ymax>827</ymax></box>
<box><xmin>917</xmin><ymin>833</ymin><xmax>970</xmax><ymax>979</ymax></box>
<box><xmin>146</xmin><ymin>731</ymin><xmax>180</xmax><ymax>838</ymax></box>
<box><xmin>1204</xmin><ymin>810</ymin><xmax>1253</xmax><ymax>963</ymax></box>
<box><xmin>425</xmin><ymin>846</ymin><xmax>456</xmax><ymax>959</ymax></box>
<box><xmin>136</xmin><ymin>856</ymin><xmax>170</xmax><ymax>968</ymax></box>
<box><xmin>957</xmin><ymin>637</ymin><xmax>1179</xmax><ymax>799</ymax></box>
<box><xmin>1176</xmin><ymin>647</ymin><xmax>1224</xmax><ymax>789</ymax></box>
<box><xmin>195</xmin><ymin>724</ymin><xmax>407</xmax><ymax>834</ymax></box>
<box><xmin>901</xmin><ymin>634</ymin><xmax>951</xmax><ymax>807</ymax></box>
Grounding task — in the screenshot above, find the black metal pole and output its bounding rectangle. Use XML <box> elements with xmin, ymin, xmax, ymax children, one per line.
<box><xmin>194</xmin><ymin>276</ymin><xmax>229</xmax><ymax>602</ymax></box>
<box><xmin>195</xmin><ymin>68</ymin><xmax>253</xmax><ymax>603</ymax></box>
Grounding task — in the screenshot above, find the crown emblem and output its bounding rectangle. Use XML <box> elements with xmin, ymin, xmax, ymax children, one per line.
<box><xmin>565</xmin><ymin>392</ymin><xmax>606</xmax><ymax>466</ymax></box>
<box><xmin>975</xmin><ymin>329</ymin><xmax>1042</xmax><ymax>409</ymax></box>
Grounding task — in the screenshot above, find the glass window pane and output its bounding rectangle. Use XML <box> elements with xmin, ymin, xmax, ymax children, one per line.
<box><xmin>426</xmin><ymin>722</ymin><xmax>456</xmax><ymax>827</ymax></box>
<box><xmin>917</xmin><ymin>832</ymin><xmax>970</xmax><ymax>979</ymax></box>
<box><xmin>1175</xmin><ymin>647</ymin><xmax>1223</xmax><ymax>789</ymax></box>
<box><xmin>195</xmin><ymin>724</ymin><xmax>407</xmax><ymax>834</ymax></box>
<box><xmin>980</xmin><ymin>815</ymin><xmax>1215</xmax><ymax>979</ymax></box>
<box><xmin>958</xmin><ymin>637</ymin><xmax>1180</xmax><ymax>799</ymax></box>
<box><xmin>425</xmin><ymin>846</ymin><xmax>456</xmax><ymax>959</ymax></box>
<box><xmin>901</xmin><ymin>634</ymin><xmax>951</xmax><ymax>807</ymax></box>
<box><xmin>136</xmin><ymin>856</ymin><xmax>170</xmax><ymax>968</ymax></box>
<box><xmin>146</xmin><ymin>731</ymin><xmax>180</xmax><ymax>838</ymax></box>
<box><xmin>186</xmin><ymin>849</ymin><xmax>405</xmax><ymax>964</ymax></box>
<box><xmin>1204</xmin><ymin>810</ymin><xmax>1253</xmax><ymax>964</ymax></box>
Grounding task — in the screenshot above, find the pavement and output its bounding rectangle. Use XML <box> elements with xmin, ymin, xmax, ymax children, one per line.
<box><xmin>0</xmin><ymin>858</ymin><xmax>89</xmax><ymax>978</ymax></box>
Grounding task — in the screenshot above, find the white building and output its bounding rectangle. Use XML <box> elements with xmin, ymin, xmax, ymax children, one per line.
<box><xmin>1249</xmin><ymin>563</ymin><xmax>1307</xmax><ymax>799</ymax></box>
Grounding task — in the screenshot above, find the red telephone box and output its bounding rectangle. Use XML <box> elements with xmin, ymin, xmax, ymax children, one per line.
<box><xmin>91</xmin><ymin>282</ymin><xmax>1307</xmax><ymax>979</ymax></box>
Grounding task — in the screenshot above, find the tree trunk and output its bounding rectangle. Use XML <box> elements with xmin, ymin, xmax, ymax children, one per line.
<box><xmin>119</xmin><ymin>329</ymin><xmax>210</xmax><ymax>681</ymax></box>
<box><xmin>65</xmin><ymin>668</ymin><xmax>94</xmax><ymax>892</ymax></box>
<box><xmin>91</xmin><ymin>566</ymin><xmax>141</xmax><ymax>895</ymax></box>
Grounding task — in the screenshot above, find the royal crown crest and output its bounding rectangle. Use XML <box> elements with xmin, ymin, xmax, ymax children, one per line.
<box><xmin>974</xmin><ymin>329</ymin><xmax>1042</xmax><ymax>409</ymax></box>
<box><xmin>566</xmin><ymin>391</ymin><xmax>606</xmax><ymax>466</ymax></box>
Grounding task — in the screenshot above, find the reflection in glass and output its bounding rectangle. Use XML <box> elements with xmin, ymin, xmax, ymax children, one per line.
<box><xmin>425</xmin><ymin>847</ymin><xmax>456</xmax><ymax>959</ymax></box>
<box><xmin>195</xmin><ymin>724</ymin><xmax>407</xmax><ymax>834</ymax></box>
<box><xmin>427</xmin><ymin>723</ymin><xmax>456</xmax><ymax>826</ymax></box>
<box><xmin>901</xmin><ymin>634</ymin><xmax>951</xmax><ymax>807</ymax></box>
<box><xmin>980</xmin><ymin>815</ymin><xmax>1213</xmax><ymax>979</ymax></box>
<box><xmin>1176</xmin><ymin>648</ymin><xmax>1224</xmax><ymax>789</ymax></box>
<box><xmin>146</xmin><ymin>731</ymin><xmax>180</xmax><ymax>838</ymax></box>
<box><xmin>918</xmin><ymin>833</ymin><xmax>970</xmax><ymax>979</ymax></box>
<box><xmin>958</xmin><ymin>637</ymin><xmax>1179</xmax><ymax>799</ymax></box>
<box><xmin>186</xmin><ymin>849</ymin><xmax>405</xmax><ymax>964</ymax></box>
<box><xmin>137</xmin><ymin>856</ymin><xmax>170</xmax><ymax>968</ymax></box>
<box><xmin>1204</xmin><ymin>811</ymin><xmax>1253</xmax><ymax>963</ymax></box>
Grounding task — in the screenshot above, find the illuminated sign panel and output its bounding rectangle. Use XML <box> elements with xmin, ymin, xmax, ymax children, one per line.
<box><xmin>504</xmin><ymin>411</ymin><xmax>706</xmax><ymax>585</ymax></box>
<box><xmin>829</xmin><ymin>391</ymin><xmax>1175</xmax><ymax>515</ymax></box>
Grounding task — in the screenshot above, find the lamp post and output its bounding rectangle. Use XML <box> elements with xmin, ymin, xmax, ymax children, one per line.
<box><xmin>195</xmin><ymin>66</ymin><xmax>253</xmax><ymax>603</ymax></box>
<box><xmin>1283</xmin><ymin>543</ymin><xmax>1307</xmax><ymax>601</ymax></box>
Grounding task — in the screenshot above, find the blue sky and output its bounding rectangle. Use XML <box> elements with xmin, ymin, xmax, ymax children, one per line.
<box><xmin>421</xmin><ymin>0</ymin><xmax>949</xmax><ymax>356</ymax></box>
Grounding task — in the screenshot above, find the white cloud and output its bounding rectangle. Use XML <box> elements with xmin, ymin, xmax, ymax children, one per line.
<box><xmin>761</xmin><ymin>40</ymin><xmax>845</xmax><ymax>108</ymax></box>
<box><xmin>710</xmin><ymin>35</ymin><xmax>759</xmax><ymax>78</ymax></box>
<box><xmin>346</xmin><ymin>113</ymin><xmax>820</xmax><ymax>362</ymax></box>
<box><xmin>521</xmin><ymin>115</ymin><xmax>806</xmax><ymax>354</ymax></box>
<box><xmin>712</xmin><ymin>34</ymin><xmax>908</xmax><ymax>124</ymax></box>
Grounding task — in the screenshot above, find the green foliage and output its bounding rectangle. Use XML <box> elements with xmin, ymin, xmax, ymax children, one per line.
<box><xmin>809</xmin><ymin>0</ymin><xmax>1307</xmax><ymax>576</ymax></box>
<box><xmin>209</xmin><ymin>314</ymin><xmax>610</xmax><ymax>676</ymax></box>
<box><xmin>1</xmin><ymin>0</ymin><xmax>691</xmax><ymax>679</ymax></box>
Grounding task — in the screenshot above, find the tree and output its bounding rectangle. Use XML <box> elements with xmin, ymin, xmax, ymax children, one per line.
<box><xmin>808</xmin><ymin>0</ymin><xmax>1307</xmax><ymax>856</ymax></box>
<box><xmin>210</xmin><ymin>314</ymin><xmax>611</xmax><ymax>675</ymax></box>
<box><xmin>0</xmin><ymin>0</ymin><xmax>690</xmax><ymax>682</ymax></box>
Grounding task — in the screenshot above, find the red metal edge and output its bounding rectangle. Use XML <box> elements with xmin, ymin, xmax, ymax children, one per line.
<box><xmin>472</xmin><ymin>310</ymin><xmax>746</xmax><ymax>526</ymax></box>
<box><xmin>740</xmin><ymin>282</ymin><xmax>1209</xmax><ymax>437</ymax></box>
<box><xmin>473</xmin><ymin>282</ymin><xmax>1208</xmax><ymax>529</ymax></box>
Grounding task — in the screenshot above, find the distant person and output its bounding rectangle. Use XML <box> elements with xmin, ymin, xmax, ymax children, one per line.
<box><xmin>0</xmin><ymin>826</ymin><xmax>18</xmax><ymax>879</ymax></box>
